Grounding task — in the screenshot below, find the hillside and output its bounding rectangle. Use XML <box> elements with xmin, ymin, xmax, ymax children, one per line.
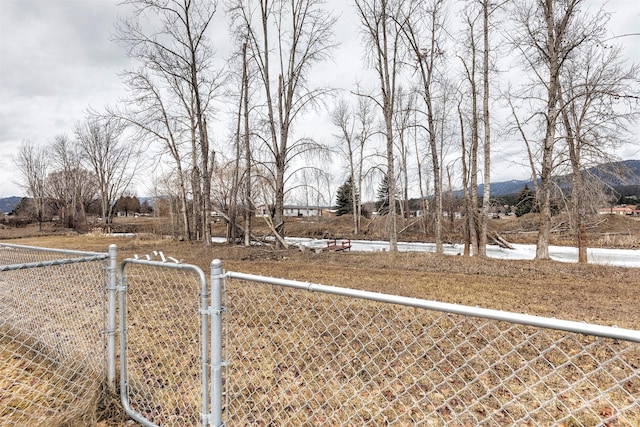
<box><xmin>482</xmin><ymin>159</ymin><xmax>640</xmax><ymax>197</ymax></box>
<box><xmin>0</xmin><ymin>196</ymin><xmax>21</xmax><ymax>214</ymax></box>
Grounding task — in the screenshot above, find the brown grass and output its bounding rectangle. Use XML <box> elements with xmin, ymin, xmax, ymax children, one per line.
<box><xmin>1</xmin><ymin>215</ymin><xmax>639</xmax><ymax>425</ymax></box>
<box><xmin>0</xmin><ymin>255</ymin><xmax>112</xmax><ymax>427</ymax></box>
<box><xmin>223</xmin><ymin>282</ymin><xmax>640</xmax><ymax>425</ymax></box>
<box><xmin>0</xmin><ymin>333</ymin><xmax>102</xmax><ymax>427</ymax></box>
<box><xmin>5</xmin><ymin>227</ymin><xmax>638</xmax><ymax>329</ymax></box>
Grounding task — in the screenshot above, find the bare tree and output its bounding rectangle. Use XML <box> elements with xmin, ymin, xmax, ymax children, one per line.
<box><xmin>75</xmin><ymin>118</ymin><xmax>140</xmax><ymax>226</ymax></box>
<box><xmin>355</xmin><ymin>0</ymin><xmax>405</xmax><ymax>252</ymax></box>
<box><xmin>228</xmin><ymin>57</ymin><xmax>245</xmax><ymax>245</ymax></box>
<box><xmin>557</xmin><ymin>38</ymin><xmax>640</xmax><ymax>262</ymax></box>
<box><xmin>152</xmin><ymin>171</ymin><xmax>186</xmax><ymax>237</ymax></box>
<box><xmin>459</xmin><ymin>7</ymin><xmax>482</xmax><ymax>255</ymax></box>
<box><xmin>294</xmin><ymin>167</ymin><xmax>332</xmax><ymax>209</ymax></box>
<box><xmin>48</xmin><ymin>135</ymin><xmax>87</xmax><ymax>228</ymax></box>
<box><xmin>398</xmin><ymin>0</ymin><xmax>449</xmax><ymax>254</ymax></box>
<box><xmin>75</xmin><ymin>168</ymin><xmax>100</xmax><ymax>220</ymax></box>
<box><xmin>15</xmin><ymin>141</ymin><xmax>49</xmax><ymax>230</ymax></box>
<box><xmin>394</xmin><ymin>87</ymin><xmax>416</xmax><ymax>222</ymax></box>
<box><xmin>210</xmin><ymin>154</ymin><xmax>237</xmax><ymax>236</ymax></box>
<box><xmin>455</xmin><ymin>0</ymin><xmax>503</xmax><ymax>256</ymax></box>
<box><xmin>511</xmin><ymin>0</ymin><xmax>595</xmax><ymax>259</ymax></box>
<box><xmin>224</xmin><ymin>38</ymin><xmax>258</xmax><ymax>246</ymax></box>
<box><xmin>330</xmin><ymin>95</ymin><xmax>376</xmax><ymax>234</ymax></box>
<box><xmin>479</xmin><ymin>0</ymin><xmax>495</xmax><ymax>257</ymax></box>
<box><xmin>228</xmin><ymin>0</ymin><xmax>336</xmax><ymax>248</ymax></box>
<box><xmin>457</xmin><ymin>98</ymin><xmax>475</xmax><ymax>255</ymax></box>
<box><xmin>108</xmin><ymin>69</ymin><xmax>193</xmax><ymax>240</ymax></box>
<box><xmin>116</xmin><ymin>0</ymin><xmax>219</xmax><ymax>244</ymax></box>
<box><xmin>241</xmin><ymin>40</ymin><xmax>253</xmax><ymax>247</ymax></box>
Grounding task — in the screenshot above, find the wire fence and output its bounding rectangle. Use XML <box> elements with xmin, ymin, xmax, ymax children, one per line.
<box><xmin>223</xmin><ymin>272</ymin><xmax>640</xmax><ymax>426</ymax></box>
<box><xmin>2</xmin><ymin>244</ymin><xmax>639</xmax><ymax>426</ymax></box>
<box><xmin>0</xmin><ymin>243</ymin><xmax>113</xmax><ymax>426</ymax></box>
<box><xmin>118</xmin><ymin>257</ymin><xmax>211</xmax><ymax>427</ymax></box>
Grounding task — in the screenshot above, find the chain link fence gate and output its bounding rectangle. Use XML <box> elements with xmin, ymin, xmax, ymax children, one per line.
<box><xmin>2</xmin><ymin>244</ymin><xmax>638</xmax><ymax>426</ymax></box>
<box><xmin>0</xmin><ymin>243</ymin><xmax>116</xmax><ymax>426</ymax></box>
<box><xmin>119</xmin><ymin>257</ymin><xmax>222</xmax><ymax>427</ymax></box>
<box><xmin>223</xmin><ymin>268</ymin><xmax>640</xmax><ymax>426</ymax></box>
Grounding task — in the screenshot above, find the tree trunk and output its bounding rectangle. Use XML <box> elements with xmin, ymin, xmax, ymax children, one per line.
<box><xmin>381</xmin><ymin>13</ymin><xmax>398</xmax><ymax>253</ymax></box>
<box><xmin>385</xmin><ymin>110</ymin><xmax>398</xmax><ymax>253</ymax></box>
<box><xmin>242</xmin><ymin>42</ymin><xmax>252</xmax><ymax>247</ymax></box>
<box><xmin>274</xmin><ymin>152</ymin><xmax>286</xmax><ymax>247</ymax></box>
<box><xmin>190</xmin><ymin>120</ymin><xmax>202</xmax><ymax>241</ymax></box>
<box><xmin>178</xmin><ymin>169</ymin><xmax>191</xmax><ymax>241</ymax></box>
<box><xmin>479</xmin><ymin>0</ymin><xmax>491</xmax><ymax>258</ymax></box>
<box><xmin>536</xmin><ymin>0</ymin><xmax>561</xmax><ymax>261</ymax></box>
<box><xmin>557</xmin><ymin>80</ymin><xmax>588</xmax><ymax>263</ymax></box>
<box><xmin>458</xmin><ymin>103</ymin><xmax>474</xmax><ymax>256</ymax></box>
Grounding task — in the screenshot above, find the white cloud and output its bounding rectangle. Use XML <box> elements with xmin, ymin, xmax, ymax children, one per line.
<box><xmin>0</xmin><ymin>0</ymin><xmax>130</xmax><ymax>196</ymax></box>
<box><xmin>0</xmin><ymin>0</ymin><xmax>638</xmax><ymax>199</ymax></box>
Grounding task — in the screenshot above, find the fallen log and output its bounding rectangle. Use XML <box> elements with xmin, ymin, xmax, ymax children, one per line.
<box><xmin>489</xmin><ymin>231</ymin><xmax>515</xmax><ymax>249</ymax></box>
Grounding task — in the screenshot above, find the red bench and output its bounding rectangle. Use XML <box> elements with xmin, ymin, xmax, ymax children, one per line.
<box><xmin>325</xmin><ymin>239</ymin><xmax>351</xmax><ymax>252</ymax></box>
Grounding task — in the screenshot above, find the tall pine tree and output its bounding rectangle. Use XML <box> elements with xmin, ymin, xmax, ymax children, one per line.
<box><xmin>335</xmin><ymin>177</ymin><xmax>358</xmax><ymax>216</ymax></box>
<box><xmin>375</xmin><ymin>174</ymin><xmax>390</xmax><ymax>214</ymax></box>
<box><xmin>515</xmin><ymin>185</ymin><xmax>535</xmax><ymax>217</ymax></box>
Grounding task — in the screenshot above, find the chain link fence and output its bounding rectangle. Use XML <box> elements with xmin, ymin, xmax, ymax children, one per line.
<box><xmin>223</xmin><ymin>272</ymin><xmax>640</xmax><ymax>426</ymax></box>
<box><xmin>2</xmin><ymin>244</ymin><xmax>639</xmax><ymax>426</ymax></box>
<box><xmin>0</xmin><ymin>243</ymin><xmax>114</xmax><ymax>426</ymax></box>
<box><xmin>118</xmin><ymin>258</ymin><xmax>211</xmax><ymax>426</ymax></box>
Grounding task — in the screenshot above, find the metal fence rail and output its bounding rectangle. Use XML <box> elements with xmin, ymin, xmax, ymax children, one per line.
<box><xmin>223</xmin><ymin>270</ymin><xmax>640</xmax><ymax>426</ymax></box>
<box><xmin>0</xmin><ymin>243</ymin><xmax>114</xmax><ymax>426</ymax></box>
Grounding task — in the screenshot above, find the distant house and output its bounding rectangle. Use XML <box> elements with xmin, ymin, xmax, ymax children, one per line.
<box><xmin>116</xmin><ymin>211</ymin><xmax>137</xmax><ymax>218</ymax></box>
<box><xmin>284</xmin><ymin>205</ymin><xmax>328</xmax><ymax>217</ymax></box>
<box><xmin>255</xmin><ymin>205</ymin><xmax>330</xmax><ymax>218</ymax></box>
<box><xmin>599</xmin><ymin>205</ymin><xmax>640</xmax><ymax>216</ymax></box>
<box><xmin>442</xmin><ymin>211</ymin><xmax>463</xmax><ymax>219</ymax></box>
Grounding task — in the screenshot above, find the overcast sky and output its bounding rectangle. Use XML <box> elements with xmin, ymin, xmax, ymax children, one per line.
<box><xmin>0</xmin><ymin>0</ymin><xmax>638</xmax><ymax>199</ymax></box>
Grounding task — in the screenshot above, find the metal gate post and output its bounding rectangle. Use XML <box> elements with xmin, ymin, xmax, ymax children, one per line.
<box><xmin>210</xmin><ymin>259</ymin><xmax>224</xmax><ymax>426</ymax></box>
<box><xmin>106</xmin><ymin>244</ymin><xmax>118</xmax><ymax>391</ymax></box>
<box><xmin>200</xmin><ymin>262</ymin><xmax>210</xmax><ymax>426</ymax></box>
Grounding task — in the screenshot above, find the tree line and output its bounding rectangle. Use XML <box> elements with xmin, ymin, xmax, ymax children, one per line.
<box><xmin>16</xmin><ymin>120</ymin><xmax>142</xmax><ymax>231</ymax></box>
<box><xmin>15</xmin><ymin>0</ymin><xmax>639</xmax><ymax>262</ymax></box>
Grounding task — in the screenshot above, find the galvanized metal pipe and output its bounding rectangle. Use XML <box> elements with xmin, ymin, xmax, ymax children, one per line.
<box><xmin>107</xmin><ymin>244</ymin><xmax>118</xmax><ymax>391</ymax></box>
<box><xmin>210</xmin><ymin>259</ymin><xmax>224</xmax><ymax>427</ymax></box>
<box><xmin>225</xmin><ymin>270</ymin><xmax>640</xmax><ymax>343</ymax></box>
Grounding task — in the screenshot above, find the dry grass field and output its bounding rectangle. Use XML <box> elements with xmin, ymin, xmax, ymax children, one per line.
<box><xmin>1</xmin><ymin>213</ymin><xmax>639</xmax><ymax>425</ymax></box>
<box><xmin>5</xmin><ymin>213</ymin><xmax>636</xmax><ymax>328</ymax></box>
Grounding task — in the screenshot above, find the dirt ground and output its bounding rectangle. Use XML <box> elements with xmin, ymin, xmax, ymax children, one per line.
<box><xmin>2</xmin><ymin>213</ymin><xmax>639</xmax><ymax>330</ymax></box>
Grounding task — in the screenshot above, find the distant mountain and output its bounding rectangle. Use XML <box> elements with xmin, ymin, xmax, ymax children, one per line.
<box><xmin>479</xmin><ymin>179</ymin><xmax>536</xmax><ymax>197</ymax></box>
<box><xmin>0</xmin><ymin>196</ymin><xmax>22</xmax><ymax>214</ymax></box>
<box><xmin>475</xmin><ymin>159</ymin><xmax>640</xmax><ymax>197</ymax></box>
<box><xmin>587</xmin><ymin>159</ymin><xmax>640</xmax><ymax>186</ymax></box>
<box><xmin>138</xmin><ymin>196</ymin><xmax>156</xmax><ymax>206</ymax></box>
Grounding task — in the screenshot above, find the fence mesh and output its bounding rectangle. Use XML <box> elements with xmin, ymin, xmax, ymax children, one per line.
<box><xmin>223</xmin><ymin>278</ymin><xmax>640</xmax><ymax>426</ymax></box>
<box><xmin>120</xmin><ymin>261</ymin><xmax>206</xmax><ymax>426</ymax></box>
<box><xmin>3</xmin><ymin>243</ymin><xmax>637</xmax><ymax>426</ymax></box>
<box><xmin>0</xmin><ymin>244</ymin><xmax>109</xmax><ymax>426</ymax></box>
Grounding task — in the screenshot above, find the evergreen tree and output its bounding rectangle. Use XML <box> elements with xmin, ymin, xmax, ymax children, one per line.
<box><xmin>375</xmin><ymin>174</ymin><xmax>392</xmax><ymax>214</ymax></box>
<box><xmin>10</xmin><ymin>197</ymin><xmax>33</xmax><ymax>218</ymax></box>
<box><xmin>335</xmin><ymin>177</ymin><xmax>358</xmax><ymax>216</ymax></box>
<box><xmin>515</xmin><ymin>185</ymin><xmax>535</xmax><ymax>217</ymax></box>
